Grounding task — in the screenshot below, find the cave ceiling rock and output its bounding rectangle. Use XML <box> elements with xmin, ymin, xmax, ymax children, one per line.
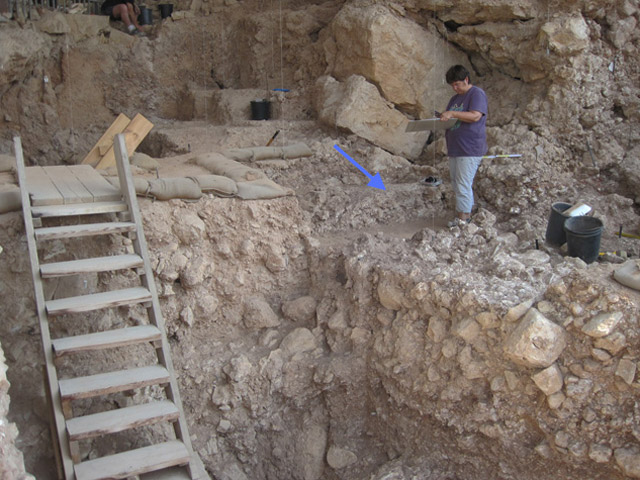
<box><xmin>406</xmin><ymin>0</ymin><xmax>541</xmax><ymax>24</ymax></box>
<box><xmin>314</xmin><ymin>74</ymin><xmax>429</xmax><ymax>160</ymax></box>
<box><xmin>323</xmin><ymin>2</ymin><xmax>469</xmax><ymax>117</ymax></box>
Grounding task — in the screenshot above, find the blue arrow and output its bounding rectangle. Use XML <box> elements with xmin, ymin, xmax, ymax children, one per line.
<box><xmin>333</xmin><ymin>144</ymin><xmax>386</xmax><ymax>191</ymax></box>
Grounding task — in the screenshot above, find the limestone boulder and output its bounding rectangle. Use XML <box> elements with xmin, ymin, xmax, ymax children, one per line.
<box><xmin>315</xmin><ymin>75</ymin><xmax>429</xmax><ymax>159</ymax></box>
<box><xmin>243</xmin><ymin>297</ymin><xmax>281</xmax><ymax>330</ymax></box>
<box><xmin>503</xmin><ymin>308</ymin><xmax>567</xmax><ymax>368</ymax></box>
<box><xmin>36</xmin><ymin>11</ymin><xmax>71</xmax><ymax>35</ymax></box>
<box><xmin>324</xmin><ymin>3</ymin><xmax>469</xmax><ymax>116</ymax></box>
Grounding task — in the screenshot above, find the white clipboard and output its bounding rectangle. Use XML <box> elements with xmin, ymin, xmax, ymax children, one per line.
<box><xmin>405</xmin><ymin>118</ymin><xmax>457</xmax><ymax>133</ymax></box>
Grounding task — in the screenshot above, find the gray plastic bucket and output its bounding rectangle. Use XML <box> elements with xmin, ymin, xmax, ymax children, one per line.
<box><xmin>545</xmin><ymin>202</ymin><xmax>571</xmax><ymax>246</ymax></box>
<box><xmin>564</xmin><ymin>216</ymin><xmax>604</xmax><ymax>264</ymax></box>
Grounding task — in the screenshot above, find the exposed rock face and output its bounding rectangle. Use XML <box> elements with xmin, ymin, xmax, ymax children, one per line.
<box><xmin>314</xmin><ymin>74</ymin><xmax>429</xmax><ymax>159</ymax></box>
<box><xmin>323</xmin><ymin>3</ymin><xmax>468</xmax><ymax>115</ymax></box>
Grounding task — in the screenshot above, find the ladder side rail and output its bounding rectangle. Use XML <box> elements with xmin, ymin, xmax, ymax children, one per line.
<box><xmin>113</xmin><ymin>134</ymin><xmax>197</xmax><ymax>474</ymax></box>
<box><xmin>13</xmin><ymin>137</ymin><xmax>75</xmax><ymax>480</ymax></box>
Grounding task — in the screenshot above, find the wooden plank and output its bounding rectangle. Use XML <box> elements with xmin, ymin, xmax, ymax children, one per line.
<box><xmin>52</xmin><ymin>325</ymin><xmax>161</xmax><ymax>357</ymax></box>
<box><xmin>81</xmin><ymin>114</ymin><xmax>131</xmax><ymax>167</ymax></box>
<box><xmin>35</xmin><ymin>221</ymin><xmax>136</xmax><ymax>241</ymax></box>
<box><xmin>46</xmin><ymin>287</ymin><xmax>152</xmax><ymax>316</ymax></box>
<box><xmin>74</xmin><ymin>441</ymin><xmax>189</xmax><ymax>480</ymax></box>
<box><xmin>42</xmin><ymin>166</ymin><xmax>93</xmax><ymax>205</ymax></box>
<box><xmin>67</xmin><ymin>401</ymin><xmax>179</xmax><ymax>441</ymax></box>
<box><xmin>41</xmin><ymin>254</ymin><xmax>144</xmax><ymax>278</ymax></box>
<box><xmin>32</xmin><ymin>200</ymin><xmax>128</xmax><ymax>218</ymax></box>
<box><xmin>140</xmin><ymin>467</ymin><xmax>193</xmax><ymax>480</ymax></box>
<box><xmin>25</xmin><ymin>166</ymin><xmax>64</xmax><ymax>206</ymax></box>
<box><xmin>59</xmin><ymin>365</ymin><xmax>170</xmax><ymax>401</ymax></box>
<box><xmin>68</xmin><ymin>164</ymin><xmax>122</xmax><ymax>203</ymax></box>
<box><xmin>96</xmin><ymin>114</ymin><xmax>154</xmax><ymax>170</ymax></box>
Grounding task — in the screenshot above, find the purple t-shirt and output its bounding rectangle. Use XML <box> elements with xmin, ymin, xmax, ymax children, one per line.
<box><xmin>444</xmin><ymin>85</ymin><xmax>488</xmax><ymax>157</ymax></box>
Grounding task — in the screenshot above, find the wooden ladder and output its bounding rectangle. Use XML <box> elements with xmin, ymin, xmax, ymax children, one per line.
<box><xmin>14</xmin><ymin>135</ymin><xmax>206</xmax><ymax>480</ymax></box>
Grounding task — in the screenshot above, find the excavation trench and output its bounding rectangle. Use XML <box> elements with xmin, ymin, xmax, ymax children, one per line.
<box><xmin>1</xmin><ymin>189</ymin><xmax>639</xmax><ymax>480</ymax></box>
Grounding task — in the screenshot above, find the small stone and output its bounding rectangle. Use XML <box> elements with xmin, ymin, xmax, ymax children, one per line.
<box><xmin>589</xmin><ymin>443</ymin><xmax>612</xmax><ymax>463</ymax></box>
<box><xmin>505</xmin><ymin>298</ymin><xmax>535</xmax><ymax>322</ymax></box>
<box><xmin>180</xmin><ymin>306</ymin><xmax>194</xmax><ymax>327</ymax></box>
<box><xmin>441</xmin><ymin>338</ymin><xmax>458</xmax><ymax>359</ymax></box>
<box><xmin>280</xmin><ymin>328</ymin><xmax>317</xmax><ymax>356</ymax></box>
<box><xmin>377</xmin><ymin>280</ymin><xmax>405</xmax><ymax>310</ymax></box>
<box><xmin>582</xmin><ymin>407</ymin><xmax>597</xmax><ymax>423</ymax></box>
<box><xmin>591</xmin><ymin>348</ymin><xmax>612</xmax><ymax>362</ymax></box>
<box><xmin>427</xmin><ymin>364</ymin><xmax>440</xmax><ymax>382</ymax></box>
<box><xmin>282</xmin><ymin>296</ymin><xmax>317</xmax><ymax>323</ymax></box>
<box><xmin>535</xmin><ymin>442</ymin><xmax>552</xmax><ymax>459</ymax></box>
<box><xmin>555</xmin><ymin>430</ymin><xmax>570</xmax><ymax>449</ymax></box>
<box><xmin>504</xmin><ymin>370</ymin><xmax>520</xmax><ymax>390</ymax></box>
<box><xmin>615</xmin><ymin>447</ymin><xmax>640</xmax><ymax>478</ymax></box>
<box><xmin>217</xmin><ymin>419</ymin><xmax>232</xmax><ymax>433</ymax></box>
<box><xmin>503</xmin><ymin>308</ymin><xmax>567</xmax><ymax>368</ymax></box>
<box><xmin>532</xmin><ymin>364</ymin><xmax>563</xmax><ymax>395</ymax></box>
<box><xmin>548</xmin><ymin>392</ymin><xmax>565</xmax><ymax>409</ymax></box>
<box><xmin>428</xmin><ymin>317</ymin><xmax>448</xmax><ymax>343</ymax></box>
<box><xmin>490</xmin><ymin>376</ymin><xmax>506</xmax><ymax>392</ymax></box>
<box><xmin>476</xmin><ymin>311</ymin><xmax>499</xmax><ymax>329</ymax></box>
<box><xmin>326</xmin><ymin>445</ymin><xmax>358</xmax><ymax>469</ymax></box>
<box><xmin>537</xmin><ymin>300</ymin><xmax>555</xmax><ymax>314</ymax></box>
<box><xmin>615</xmin><ymin>358</ymin><xmax>637</xmax><ymax>385</ymax></box>
<box><xmin>453</xmin><ymin>318</ymin><xmax>481</xmax><ymax>343</ymax></box>
<box><xmin>582</xmin><ymin>311</ymin><xmax>623</xmax><ymax>338</ymax></box>
<box><xmin>243</xmin><ymin>297</ymin><xmax>281</xmax><ymax>330</ymax></box>
<box><xmin>594</xmin><ymin>331</ymin><xmax>627</xmax><ymax>355</ymax></box>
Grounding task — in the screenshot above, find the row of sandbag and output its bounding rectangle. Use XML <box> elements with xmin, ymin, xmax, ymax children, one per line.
<box><xmin>105</xmin><ymin>152</ymin><xmax>293</xmax><ymax>201</ymax></box>
<box><xmin>0</xmin><ymin>150</ymin><xmax>294</xmax><ymax>214</ymax></box>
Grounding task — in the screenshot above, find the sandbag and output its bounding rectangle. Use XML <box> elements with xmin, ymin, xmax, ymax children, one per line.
<box><xmin>131</xmin><ymin>152</ymin><xmax>160</xmax><ymax>171</ymax></box>
<box><xmin>190</xmin><ymin>175</ymin><xmax>237</xmax><ymax>197</ymax></box>
<box><xmin>224</xmin><ymin>143</ymin><xmax>313</xmax><ymax>162</ymax></box>
<box><xmin>613</xmin><ymin>260</ymin><xmax>640</xmax><ymax>291</ymax></box>
<box><xmin>148</xmin><ymin>177</ymin><xmax>202</xmax><ymax>201</ymax></box>
<box><xmin>105</xmin><ymin>176</ymin><xmax>151</xmax><ymax>196</ymax></box>
<box><xmin>0</xmin><ymin>154</ymin><xmax>15</xmax><ymax>172</ymax></box>
<box><xmin>236</xmin><ymin>178</ymin><xmax>293</xmax><ymax>200</ymax></box>
<box><xmin>194</xmin><ymin>153</ymin><xmax>266</xmax><ymax>182</ymax></box>
<box><xmin>0</xmin><ymin>186</ymin><xmax>21</xmax><ymax>213</ymax></box>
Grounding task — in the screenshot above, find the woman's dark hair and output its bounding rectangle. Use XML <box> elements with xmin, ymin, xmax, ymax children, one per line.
<box><xmin>446</xmin><ymin>65</ymin><xmax>470</xmax><ymax>84</ymax></box>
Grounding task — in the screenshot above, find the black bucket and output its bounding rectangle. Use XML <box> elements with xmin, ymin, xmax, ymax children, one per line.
<box><xmin>138</xmin><ymin>6</ymin><xmax>152</xmax><ymax>25</ymax></box>
<box><xmin>564</xmin><ymin>216</ymin><xmax>604</xmax><ymax>264</ymax></box>
<box><xmin>251</xmin><ymin>100</ymin><xmax>271</xmax><ymax>120</ymax></box>
<box><xmin>545</xmin><ymin>202</ymin><xmax>572</xmax><ymax>246</ymax></box>
<box><xmin>159</xmin><ymin>3</ymin><xmax>173</xmax><ymax>18</ymax></box>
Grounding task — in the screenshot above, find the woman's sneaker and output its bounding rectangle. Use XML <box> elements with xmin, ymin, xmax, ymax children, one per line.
<box><xmin>447</xmin><ymin>217</ymin><xmax>471</xmax><ymax>228</ymax></box>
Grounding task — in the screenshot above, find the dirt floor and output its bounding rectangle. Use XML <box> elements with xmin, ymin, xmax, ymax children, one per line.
<box><xmin>1</xmin><ymin>0</ymin><xmax>640</xmax><ymax>479</ymax></box>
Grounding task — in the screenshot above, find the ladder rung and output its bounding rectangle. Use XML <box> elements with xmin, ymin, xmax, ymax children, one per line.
<box><xmin>66</xmin><ymin>401</ymin><xmax>179</xmax><ymax>441</ymax></box>
<box><xmin>74</xmin><ymin>440</ymin><xmax>190</xmax><ymax>480</ymax></box>
<box><xmin>35</xmin><ymin>221</ymin><xmax>135</xmax><ymax>241</ymax></box>
<box><xmin>52</xmin><ymin>325</ymin><xmax>162</xmax><ymax>357</ymax></box>
<box><xmin>140</xmin><ymin>466</ymin><xmax>193</xmax><ymax>480</ymax></box>
<box><xmin>31</xmin><ymin>200</ymin><xmax>127</xmax><ymax>218</ymax></box>
<box><xmin>41</xmin><ymin>254</ymin><xmax>144</xmax><ymax>278</ymax></box>
<box><xmin>59</xmin><ymin>365</ymin><xmax>170</xmax><ymax>401</ymax></box>
<box><xmin>46</xmin><ymin>287</ymin><xmax>152</xmax><ymax>316</ymax></box>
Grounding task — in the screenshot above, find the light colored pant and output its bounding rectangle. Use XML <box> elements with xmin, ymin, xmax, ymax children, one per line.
<box><xmin>449</xmin><ymin>156</ymin><xmax>482</xmax><ymax>214</ymax></box>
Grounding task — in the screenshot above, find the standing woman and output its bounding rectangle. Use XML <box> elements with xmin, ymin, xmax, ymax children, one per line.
<box><xmin>101</xmin><ymin>0</ymin><xmax>144</xmax><ymax>35</ymax></box>
<box><xmin>439</xmin><ymin>65</ymin><xmax>488</xmax><ymax>227</ymax></box>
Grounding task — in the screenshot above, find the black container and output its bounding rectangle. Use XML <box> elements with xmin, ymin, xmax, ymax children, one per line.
<box><xmin>159</xmin><ymin>3</ymin><xmax>173</xmax><ymax>18</ymax></box>
<box><xmin>138</xmin><ymin>6</ymin><xmax>152</xmax><ymax>25</ymax></box>
<box><xmin>564</xmin><ymin>216</ymin><xmax>604</xmax><ymax>264</ymax></box>
<box><xmin>545</xmin><ymin>202</ymin><xmax>571</xmax><ymax>246</ymax></box>
<box><xmin>251</xmin><ymin>100</ymin><xmax>271</xmax><ymax>120</ymax></box>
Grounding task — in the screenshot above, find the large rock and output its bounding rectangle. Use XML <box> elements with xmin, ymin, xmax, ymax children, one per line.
<box><xmin>615</xmin><ymin>447</ymin><xmax>640</xmax><ymax>478</ymax></box>
<box><xmin>0</xmin><ymin>26</ymin><xmax>49</xmax><ymax>93</ymax></box>
<box><xmin>315</xmin><ymin>75</ymin><xmax>428</xmax><ymax>159</ymax></box>
<box><xmin>323</xmin><ymin>3</ymin><xmax>468</xmax><ymax>116</ymax></box>
<box><xmin>503</xmin><ymin>308</ymin><xmax>567</xmax><ymax>368</ymax></box>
